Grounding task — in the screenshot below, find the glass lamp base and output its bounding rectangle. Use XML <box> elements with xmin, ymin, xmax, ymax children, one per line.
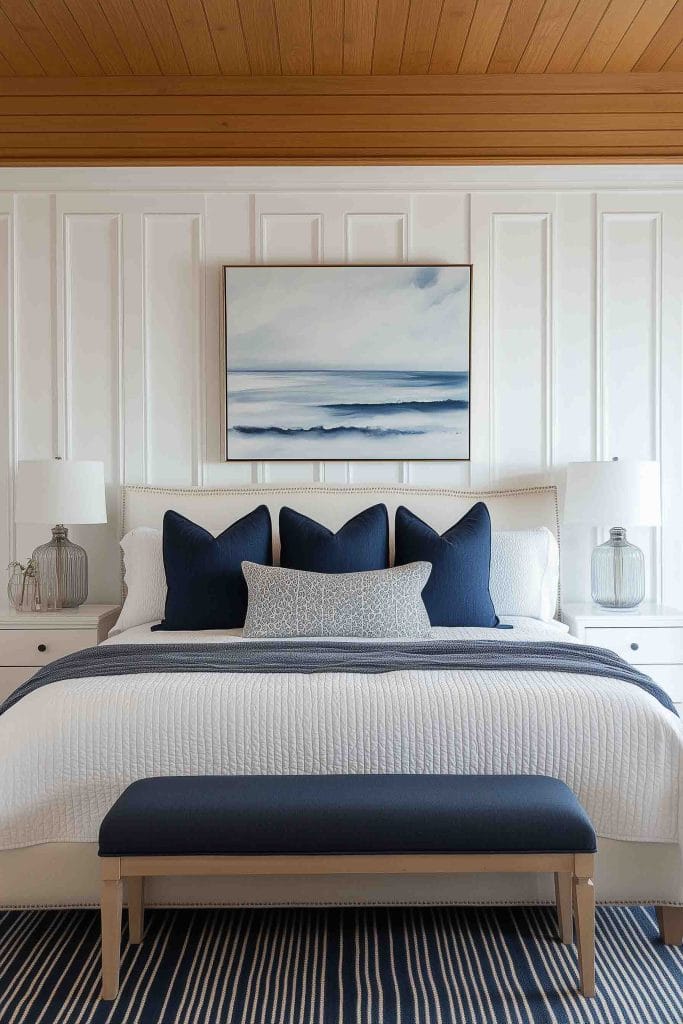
<box><xmin>591</xmin><ymin>527</ymin><xmax>645</xmax><ymax>609</ymax></box>
<box><xmin>32</xmin><ymin>524</ymin><xmax>88</xmax><ymax>610</ymax></box>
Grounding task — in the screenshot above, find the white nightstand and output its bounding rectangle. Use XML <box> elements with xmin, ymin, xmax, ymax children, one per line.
<box><xmin>562</xmin><ymin>602</ymin><xmax>683</xmax><ymax>713</ymax></box>
<box><xmin>0</xmin><ymin>604</ymin><xmax>120</xmax><ymax>703</ymax></box>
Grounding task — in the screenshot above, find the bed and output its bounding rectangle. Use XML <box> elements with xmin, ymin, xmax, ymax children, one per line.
<box><xmin>1</xmin><ymin>484</ymin><xmax>681</xmax><ymax>917</ymax></box>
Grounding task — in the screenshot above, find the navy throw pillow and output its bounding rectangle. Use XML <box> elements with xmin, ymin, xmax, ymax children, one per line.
<box><xmin>153</xmin><ymin>506</ymin><xmax>272</xmax><ymax>630</ymax></box>
<box><xmin>279</xmin><ymin>504</ymin><xmax>389</xmax><ymax>573</ymax></box>
<box><xmin>395</xmin><ymin>502</ymin><xmax>499</xmax><ymax>627</ymax></box>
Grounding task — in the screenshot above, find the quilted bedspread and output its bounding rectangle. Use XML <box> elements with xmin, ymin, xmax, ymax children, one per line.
<box><xmin>1</xmin><ymin>625</ymin><xmax>681</xmax><ymax>850</ymax></box>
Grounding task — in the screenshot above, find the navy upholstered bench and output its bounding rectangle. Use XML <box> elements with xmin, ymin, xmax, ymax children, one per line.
<box><xmin>98</xmin><ymin>774</ymin><xmax>597</xmax><ymax>1000</ymax></box>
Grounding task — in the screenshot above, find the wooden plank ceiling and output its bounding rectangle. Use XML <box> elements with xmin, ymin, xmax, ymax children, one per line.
<box><xmin>1</xmin><ymin>0</ymin><xmax>683</xmax><ymax>162</ymax></box>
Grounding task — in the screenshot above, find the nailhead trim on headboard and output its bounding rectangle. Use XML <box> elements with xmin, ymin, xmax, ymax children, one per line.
<box><xmin>119</xmin><ymin>484</ymin><xmax>561</xmax><ymax>616</ymax></box>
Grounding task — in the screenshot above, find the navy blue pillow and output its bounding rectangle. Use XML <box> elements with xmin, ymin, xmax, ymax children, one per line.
<box><xmin>279</xmin><ymin>504</ymin><xmax>389</xmax><ymax>573</ymax></box>
<box><xmin>153</xmin><ymin>506</ymin><xmax>272</xmax><ymax>630</ymax></box>
<box><xmin>394</xmin><ymin>502</ymin><xmax>499</xmax><ymax>627</ymax></box>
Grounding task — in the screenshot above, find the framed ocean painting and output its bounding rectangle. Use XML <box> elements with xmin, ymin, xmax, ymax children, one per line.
<box><xmin>222</xmin><ymin>264</ymin><xmax>471</xmax><ymax>462</ymax></box>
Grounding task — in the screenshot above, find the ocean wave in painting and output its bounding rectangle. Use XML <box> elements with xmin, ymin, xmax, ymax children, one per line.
<box><xmin>226</xmin><ymin>369</ymin><xmax>469</xmax><ymax>460</ymax></box>
<box><xmin>323</xmin><ymin>398</ymin><xmax>469</xmax><ymax>416</ymax></box>
<box><xmin>232</xmin><ymin>425</ymin><xmax>422</xmax><ymax>438</ymax></box>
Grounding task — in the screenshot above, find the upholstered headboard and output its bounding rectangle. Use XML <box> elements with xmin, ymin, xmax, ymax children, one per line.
<box><xmin>122</xmin><ymin>482</ymin><xmax>560</xmax><ymax>565</ymax></box>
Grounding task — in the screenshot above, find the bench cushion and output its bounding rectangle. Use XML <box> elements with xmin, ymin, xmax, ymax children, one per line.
<box><xmin>98</xmin><ymin>775</ymin><xmax>596</xmax><ymax>858</ymax></box>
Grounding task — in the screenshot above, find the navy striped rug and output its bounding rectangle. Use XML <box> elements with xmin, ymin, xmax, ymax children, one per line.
<box><xmin>0</xmin><ymin>906</ymin><xmax>680</xmax><ymax>1024</ymax></box>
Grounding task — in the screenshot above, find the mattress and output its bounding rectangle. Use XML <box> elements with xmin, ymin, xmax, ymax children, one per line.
<box><xmin>1</xmin><ymin>617</ymin><xmax>680</xmax><ymax>858</ymax></box>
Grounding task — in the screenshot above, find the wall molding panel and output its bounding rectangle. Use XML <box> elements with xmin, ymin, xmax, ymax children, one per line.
<box><xmin>259</xmin><ymin>212</ymin><xmax>323</xmax><ymax>265</ymax></box>
<box><xmin>596</xmin><ymin>199</ymin><xmax>673</xmax><ymax>606</ymax></box>
<box><xmin>596</xmin><ymin>210</ymin><xmax>662</xmax><ymax>463</ymax></box>
<box><xmin>344</xmin><ymin>212</ymin><xmax>407</xmax><ymax>264</ymax></box>
<box><xmin>61</xmin><ymin>211</ymin><xmax>122</xmax><ymax>599</ymax></box>
<box><xmin>469</xmin><ymin>194</ymin><xmax>557</xmax><ymax>493</ymax></box>
<box><xmin>2</xmin><ymin>168</ymin><xmax>682</xmax><ymax>607</ymax></box>
<box><xmin>489</xmin><ymin>210</ymin><xmax>554</xmax><ymax>483</ymax></box>
<box><xmin>143</xmin><ymin>211</ymin><xmax>204</xmax><ymax>488</ymax></box>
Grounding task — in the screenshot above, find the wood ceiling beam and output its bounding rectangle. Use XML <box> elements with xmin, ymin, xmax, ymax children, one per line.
<box><xmin>4</xmin><ymin>113</ymin><xmax>683</xmax><ymax>130</ymax></box>
<box><xmin>3</xmin><ymin>129</ymin><xmax>682</xmax><ymax>147</ymax></box>
<box><xmin>2</xmin><ymin>73</ymin><xmax>683</xmax><ymax>162</ymax></box>
<box><xmin>2</xmin><ymin>72</ymin><xmax>683</xmax><ymax>94</ymax></box>
<box><xmin>5</xmin><ymin>93</ymin><xmax>683</xmax><ymax>113</ymax></box>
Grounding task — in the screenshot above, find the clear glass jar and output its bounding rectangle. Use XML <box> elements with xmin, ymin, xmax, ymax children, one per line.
<box><xmin>33</xmin><ymin>525</ymin><xmax>88</xmax><ymax>609</ymax></box>
<box><xmin>591</xmin><ymin>527</ymin><xmax>645</xmax><ymax>609</ymax></box>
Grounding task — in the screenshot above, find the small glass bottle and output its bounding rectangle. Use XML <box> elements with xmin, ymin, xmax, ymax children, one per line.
<box><xmin>6</xmin><ymin>559</ymin><xmax>39</xmax><ymax>612</ymax></box>
<box><xmin>7</xmin><ymin>562</ymin><xmax>24</xmax><ymax>610</ymax></box>
<box><xmin>20</xmin><ymin>568</ymin><xmax>38</xmax><ymax>612</ymax></box>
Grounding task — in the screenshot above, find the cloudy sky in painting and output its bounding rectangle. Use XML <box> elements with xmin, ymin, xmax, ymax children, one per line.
<box><xmin>225</xmin><ymin>265</ymin><xmax>470</xmax><ymax>371</ymax></box>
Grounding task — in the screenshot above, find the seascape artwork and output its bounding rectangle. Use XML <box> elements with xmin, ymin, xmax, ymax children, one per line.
<box><xmin>224</xmin><ymin>265</ymin><xmax>471</xmax><ymax>461</ymax></box>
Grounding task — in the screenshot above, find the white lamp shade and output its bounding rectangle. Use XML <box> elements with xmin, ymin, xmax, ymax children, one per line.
<box><xmin>15</xmin><ymin>460</ymin><xmax>107</xmax><ymax>525</ymax></box>
<box><xmin>564</xmin><ymin>460</ymin><xmax>660</xmax><ymax>527</ymax></box>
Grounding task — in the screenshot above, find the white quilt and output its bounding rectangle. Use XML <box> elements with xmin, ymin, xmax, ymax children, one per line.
<box><xmin>1</xmin><ymin>619</ymin><xmax>681</xmax><ymax>851</ymax></box>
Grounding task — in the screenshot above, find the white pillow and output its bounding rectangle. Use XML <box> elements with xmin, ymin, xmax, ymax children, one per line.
<box><xmin>110</xmin><ymin>527</ymin><xmax>165</xmax><ymax>635</ymax></box>
<box><xmin>489</xmin><ymin>527</ymin><xmax>559</xmax><ymax>622</ymax></box>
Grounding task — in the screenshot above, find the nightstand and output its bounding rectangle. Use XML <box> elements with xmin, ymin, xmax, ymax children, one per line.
<box><xmin>563</xmin><ymin>602</ymin><xmax>683</xmax><ymax>713</ymax></box>
<box><xmin>0</xmin><ymin>604</ymin><xmax>120</xmax><ymax>703</ymax></box>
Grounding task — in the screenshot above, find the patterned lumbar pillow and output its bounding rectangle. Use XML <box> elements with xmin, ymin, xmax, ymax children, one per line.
<box><xmin>242</xmin><ymin>560</ymin><xmax>432</xmax><ymax>639</ymax></box>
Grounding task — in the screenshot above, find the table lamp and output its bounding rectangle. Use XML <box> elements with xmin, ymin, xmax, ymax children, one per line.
<box><xmin>14</xmin><ymin>459</ymin><xmax>107</xmax><ymax>609</ymax></box>
<box><xmin>564</xmin><ymin>459</ymin><xmax>660</xmax><ymax>609</ymax></box>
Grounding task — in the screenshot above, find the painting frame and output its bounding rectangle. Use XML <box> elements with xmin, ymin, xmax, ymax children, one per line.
<box><xmin>221</xmin><ymin>264</ymin><xmax>472</xmax><ymax>463</ymax></box>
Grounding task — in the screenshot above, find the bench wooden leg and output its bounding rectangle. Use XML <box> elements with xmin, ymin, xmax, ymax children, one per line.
<box><xmin>554</xmin><ymin>872</ymin><xmax>573</xmax><ymax>944</ymax></box>
<box><xmin>101</xmin><ymin>875</ymin><xmax>123</xmax><ymax>1000</ymax></box>
<box><xmin>656</xmin><ymin>906</ymin><xmax>683</xmax><ymax>945</ymax></box>
<box><xmin>573</xmin><ymin>856</ymin><xmax>595</xmax><ymax>998</ymax></box>
<box><xmin>127</xmin><ymin>877</ymin><xmax>145</xmax><ymax>944</ymax></box>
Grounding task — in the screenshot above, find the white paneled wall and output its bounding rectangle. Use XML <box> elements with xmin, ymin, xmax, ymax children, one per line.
<box><xmin>1</xmin><ymin>166</ymin><xmax>682</xmax><ymax>609</ymax></box>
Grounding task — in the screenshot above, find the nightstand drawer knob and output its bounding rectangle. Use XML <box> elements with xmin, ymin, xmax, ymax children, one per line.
<box><xmin>37</xmin><ymin>643</ymin><xmax>46</xmax><ymax>653</ymax></box>
<box><xmin>630</xmin><ymin>642</ymin><xmax>639</xmax><ymax>652</ymax></box>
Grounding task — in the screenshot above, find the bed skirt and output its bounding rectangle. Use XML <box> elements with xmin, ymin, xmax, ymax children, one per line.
<box><xmin>1</xmin><ymin>838</ymin><xmax>681</xmax><ymax>910</ymax></box>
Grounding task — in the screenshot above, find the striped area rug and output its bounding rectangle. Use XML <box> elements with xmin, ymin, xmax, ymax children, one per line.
<box><xmin>0</xmin><ymin>906</ymin><xmax>681</xmax><ymax>1024</ymax></box>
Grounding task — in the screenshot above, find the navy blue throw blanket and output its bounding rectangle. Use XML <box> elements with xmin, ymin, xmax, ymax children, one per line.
<box><xmin>0</xmin><ymin>639</ymin><xmax>677</xmax><ymax>718</ymax></box>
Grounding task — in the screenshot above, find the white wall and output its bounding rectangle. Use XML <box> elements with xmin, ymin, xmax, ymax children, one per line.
<box><xmin>1</xmin><ymin>166</ymin><xmax>682</xmax><ymax>609</ymax></box>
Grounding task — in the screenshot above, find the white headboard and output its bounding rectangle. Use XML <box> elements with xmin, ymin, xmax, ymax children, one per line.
<box><xmin>122</xmin><ymin>482</ymin><xmax>560</xmax><ymax>565</ymax></box>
